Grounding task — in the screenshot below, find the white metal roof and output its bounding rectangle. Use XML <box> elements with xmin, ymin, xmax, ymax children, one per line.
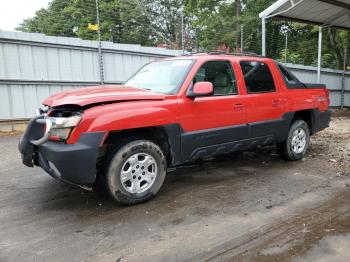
<box><xmin>259</xmin><ymin>0</ymin><xmax>350</xmax><ymax>30</ymax></box>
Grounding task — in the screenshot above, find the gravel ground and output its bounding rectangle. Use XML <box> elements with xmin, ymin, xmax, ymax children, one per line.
<box><xmin>0</xmin><ymin>110</ymin><xmax>349</xmax><ymax>262</ymax></box>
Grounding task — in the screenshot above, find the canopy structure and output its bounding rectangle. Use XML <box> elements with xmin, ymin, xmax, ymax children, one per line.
<box><xmin>259</xmin><ymin>0</ymin><xmax>350</xmax><ymax>83</ymax></box>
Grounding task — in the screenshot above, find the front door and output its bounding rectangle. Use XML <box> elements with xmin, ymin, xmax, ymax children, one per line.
<box><xmin>178</xmin><ymin>60</ymin><xmax>248</xmax><ymax>162</ymax></box>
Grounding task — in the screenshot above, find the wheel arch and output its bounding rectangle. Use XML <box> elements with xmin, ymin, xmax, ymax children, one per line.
<box><xmin>291</xmin><ymin>109</ymin><xmax>317</xmax><ymax>135</ymax></box>
<box><xmin>101</xmin><ymin>124</ymin><xmax>182</xmax><ymax>167</ymax></box>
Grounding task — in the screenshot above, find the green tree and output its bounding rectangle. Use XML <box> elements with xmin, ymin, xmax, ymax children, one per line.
<box><xmin>185</xmin><ymin>0</ymin><xmax>240</xmax><ymax>51</ymax></box>
<box><xmin>17</xmin><ymin>0</ymin><xmax>349</xmax><ymax>69</ymax></box>
<box><xmin>17</xmin><ymin>0</ymin><xmax>76</xmax><ymax>37</ymax></box>
<box><xmin>184</xmin><ymin>0</ymin><xmax>279</xmax><ymax>52</ymax></box>
<box><xmin>17</xmin><ymin>0</ymin><xmax>154</xmax><ymax>45</ymax></box>
<box><xmin>144</xmin><ymin>0</ymin><xmax>187</xmax><ymax>48</ymax></box>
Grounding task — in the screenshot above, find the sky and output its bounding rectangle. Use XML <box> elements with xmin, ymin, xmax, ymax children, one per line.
<box><xmin>0</xmin><ymin>0</ymin><xmax>49</xmax><ymax>31</ymax></box>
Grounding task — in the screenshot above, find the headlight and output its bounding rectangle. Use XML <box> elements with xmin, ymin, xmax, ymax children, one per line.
<box><xmin>49</xmin><ymin>128</ymin><xmax>74</xmax><ymax>141</ymax></box>
<box><xmin>48</xmin><ymin>116</ymin><xmax>81</xmax><ymax>141</ymax></box>
<box><xmin>51</xmin><ymin>116</ymin><xmax>81</xmax><ymax>128</ymax></box>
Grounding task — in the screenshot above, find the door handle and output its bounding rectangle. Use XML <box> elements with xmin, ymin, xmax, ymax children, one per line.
<box><xmin>234</xmin><ymin>103</ymin><xmax>245</xmax><ymax>111</ymax></box>
<box><xmin>272</xmin><ymin>99</ymin><xmax>281</xmax><ymax>107</ymax></box>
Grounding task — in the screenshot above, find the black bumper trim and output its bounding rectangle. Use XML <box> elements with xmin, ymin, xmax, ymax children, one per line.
<box><xmin>36</xmin><ymin>132</ymin><xmax>105</xmax><ymax>185</ymax></box>
<box><xmin>311</xmin><ymin>109</ymin><xmax>331</xmax><ymax>134</ymax></box>
<box><xmin>18</xmin><ymin>115</ymin><xmax>46</xmax><ymax>167</ymax></box>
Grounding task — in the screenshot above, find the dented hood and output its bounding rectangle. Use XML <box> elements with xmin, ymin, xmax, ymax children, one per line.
<box><xmin>43</xmin><ymin>85</ymin><xmax>166</xmax><ymax>107</ymax></box>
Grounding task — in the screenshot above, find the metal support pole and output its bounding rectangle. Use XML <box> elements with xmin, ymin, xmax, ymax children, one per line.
<box><xmin>284</xmin><ymin>32</ymin><xmax>288</xmax><ymax>63</ymax></box>
<box><xmin>240</xmin><ymin>24</ymin><xmax>244</xmax><ymax>53</ymax></box>
<box><xmin>262</xmin><ymin>17</ymin><xmax>266</xmax><ymax>56</ymax></box>
<box><xmin>341</xmin><ymin>47</ymin><xmax>347</xmax><ymax>109</ymax></box>
<box><xmin>95</xmin><ymin>0</ymin><xmax>104</xmax><ymax>85</ymax></box>
<box><xmin>181</xmin><ymin>14</ymin><xmax>185</xmax><ymax>54</ymax></box>
<box><xmin>317</xmin><ymin>26</ymin><xmax>322</xmax><ymax>84</ymax></box>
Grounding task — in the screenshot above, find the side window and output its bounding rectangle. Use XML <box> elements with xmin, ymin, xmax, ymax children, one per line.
<box><xmin>193</xmin><ymin>61</ymin><xmax>237</xmax><ymax>95</ymax></box>
<box><xmin>279</xmin><ymin>64</ymin><xmax>295</xmax><ymax>82</ymax></box>
<box><xmin>278</xmin><ymin>64</ymin><xmax>302</xmax><ymax>88</ymax></box>
<box><xmin>240</xmin><ymin>61</ymin><xmax>276</xmax><ymax>93</ymax></box>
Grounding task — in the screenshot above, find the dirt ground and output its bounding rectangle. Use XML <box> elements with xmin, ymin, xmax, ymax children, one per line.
<box><xmin>0</xmin><ymin>110</ymin><xmax>349</xmax><ymax>262</ymax></box>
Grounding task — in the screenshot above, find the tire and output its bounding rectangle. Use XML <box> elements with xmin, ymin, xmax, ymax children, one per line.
<box><xmin>277</xmin><ymin>120</ymin><xmax>310</xmax><ymax>161</ymax></box>
<box><xmin>105</xmin><ymin>140</ymin><xmax>167</xmax><ymax>205</ymax></box>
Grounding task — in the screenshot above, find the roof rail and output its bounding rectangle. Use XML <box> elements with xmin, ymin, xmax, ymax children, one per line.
<box><xmin>232</xmin><ymin>52</ymin><xmax>264</xmax><ymax>57</ymax></box>
<box><xmin>206</xmin><ymin>50</ymin><xmax>264</xmax><ymax>57</ymax></box>
<box><xmin>207</xmin><ymin>51</ymin><xmax>227</xmax><ymax>55</ymax></box>
<box><xmin>181</xmin><ymin>50</ymin><xmax>265</xmax><ymax>58</ymax></box>
<box><xmin>182</xmin><ymin>52</ymin><xmax>207</xmax><ymax>56</ymax></box>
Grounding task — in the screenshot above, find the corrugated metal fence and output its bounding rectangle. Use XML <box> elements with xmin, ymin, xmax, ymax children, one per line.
<box><xmin>287</xmin><ymin>64</ymin><xmax>350</xmax><ymax>107</ymax></box>
<box><xmin>0</xmin><ymin>31</ymin><xmax>182</xmax><ymax>120</ymax></box>
<box><xmin>0</xmin><ymin>31</ymin><xmax>349</xmax><ymax>120</ymax></box>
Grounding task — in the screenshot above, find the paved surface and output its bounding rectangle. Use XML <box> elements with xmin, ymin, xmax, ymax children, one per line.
<box><xmin>0</xmin><ymin>111</ymin><xmax>349</xmax><ymax>262</ymax></box>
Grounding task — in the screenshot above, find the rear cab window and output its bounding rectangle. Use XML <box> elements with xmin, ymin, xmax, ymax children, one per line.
<box><xmin>277</xmin><ymin>63</ymin><xmax>304</xmax><ymax>89</ymax></box>
<box><xmin>239</xmin><ymin>61</ymin><xmax>276</xmax><ymax>94</ymax></box>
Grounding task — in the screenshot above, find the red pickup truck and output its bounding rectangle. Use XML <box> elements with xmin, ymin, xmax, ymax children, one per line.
<box><xmin>19</xmin><ymin>53</ymin><xmax>331</xmax><ymax>205</ymax></box>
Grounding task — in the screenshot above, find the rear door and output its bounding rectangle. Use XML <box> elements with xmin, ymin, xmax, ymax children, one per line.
<box><xmin>239</xmin><ymin>60</ymin><xmax>286</xmax><ymax>139</ymax></box>
<box><xmin>178</xmin><ymin>59</ymin><xmax>248</xmax><ymax>161</ymax></box>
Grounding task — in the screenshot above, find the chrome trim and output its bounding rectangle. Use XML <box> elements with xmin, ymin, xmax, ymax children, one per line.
<box><xmin>291</xmin><ymin>128</ymin><xmax>307</xmax><ymax>154</ymax></box>
<box><xmin>30</xmin><ymin>118</ymin><xmax>52</xmax><ymax>146</ymax></box>
<box><xmin>120</xmin><ymin>153</ymin><xmax>158</xmax><ymax>194</ymax></box>
<box><xmin>29</xmin><ymin>115</ymin><xmax>81</xmax><ymax>146</ymax></box>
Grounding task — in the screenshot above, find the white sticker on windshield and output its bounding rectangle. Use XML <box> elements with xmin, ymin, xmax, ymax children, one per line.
<box><xmin>172</xmin><ymin>60</ymin><xmax>192</xmax><ymax>66</ymax></box>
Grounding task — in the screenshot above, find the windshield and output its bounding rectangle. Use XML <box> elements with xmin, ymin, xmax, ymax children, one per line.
<box><xmin>124</xmin><ymin>59</ymin><xmax>194</xmax><ymax>94</ymax></box>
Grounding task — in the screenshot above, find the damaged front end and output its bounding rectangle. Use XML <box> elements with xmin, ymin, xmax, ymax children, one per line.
<box><xmin>18</xmin><ymin>106</ymin><xmax>105</xmax><ymax>185</ymax></box>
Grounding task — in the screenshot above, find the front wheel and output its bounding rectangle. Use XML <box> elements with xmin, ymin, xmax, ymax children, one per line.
<box><xmin>277</xmin><ymin>120</ymin><xmax>310</xmax><ymax>161</ymax></box>
<box><xmin>105</xmin><ymin>140</ymin><xmax>167</xmax><ymax>205</ymax></box>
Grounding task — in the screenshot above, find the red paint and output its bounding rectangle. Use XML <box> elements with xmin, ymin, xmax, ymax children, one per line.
<box><xmin>43</xmin><ymin>86</ymin><xmax>165</xmax><ymax>107</ymax></box>
<box><xmin>42</xmin><ymin>54</ymin><xmax>330</xmax><ymax>144</ymax></box>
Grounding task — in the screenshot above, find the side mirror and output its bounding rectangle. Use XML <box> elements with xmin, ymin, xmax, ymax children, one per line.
<box><xmin>187</xmin><ymin>82</ymin><xmax>214</xmax><ymax>98</ymax></box>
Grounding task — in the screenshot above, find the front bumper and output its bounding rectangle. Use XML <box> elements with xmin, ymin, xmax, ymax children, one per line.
<box><xmin>19</xmin><ymin>116</ymin><xmax>105</xmax><ymax>185</ymax></box>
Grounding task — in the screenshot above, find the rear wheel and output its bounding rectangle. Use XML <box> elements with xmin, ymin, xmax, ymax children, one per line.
<box><xmin>105</xmin><ymin>140</ymin><xmax>167</xmax><ymax>205</ymax></box>
<box><xmin>277</xmin><ymin>120</ymin><xmax>310</xmax><ymax>161</ymax></box>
